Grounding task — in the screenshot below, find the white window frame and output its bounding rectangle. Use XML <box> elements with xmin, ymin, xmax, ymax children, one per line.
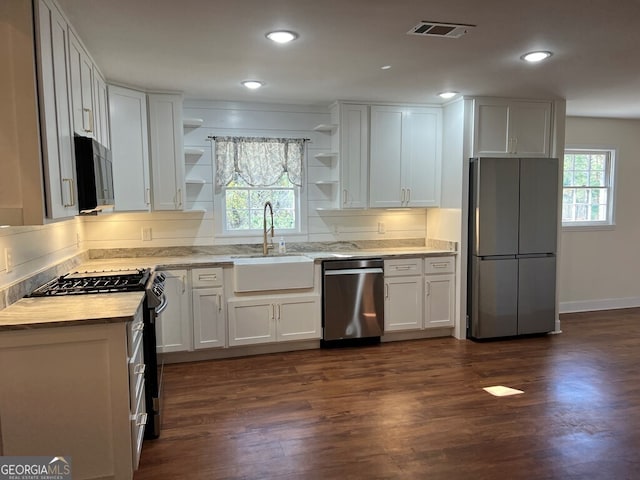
<box><xmin>220</xmin><ymin>179</ymin><xmax>302</xmax><ymax>235</ymax></box>
<box><xmin>562</xmin><ymin>147</ymin><xmax>616</xmax><ymax>231</ymax></box>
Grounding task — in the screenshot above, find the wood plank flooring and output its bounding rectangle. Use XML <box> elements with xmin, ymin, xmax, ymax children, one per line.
<box><xmin>134</xmin><ymin>309</ymin><xmax>640</xmax><ymax>479</ymax></box>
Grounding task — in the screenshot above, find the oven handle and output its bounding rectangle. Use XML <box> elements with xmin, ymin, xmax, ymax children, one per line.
<box><xmin>155</xmin><ymin>294</ymin><xmax>169</xmax><ymax>315</ymax></box>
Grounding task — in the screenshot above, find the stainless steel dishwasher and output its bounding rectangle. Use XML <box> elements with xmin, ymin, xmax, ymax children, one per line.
<box><xmin>322</xmin><ymin>258</ymin><xmax>384</xmax><ymax>343</ymax></box>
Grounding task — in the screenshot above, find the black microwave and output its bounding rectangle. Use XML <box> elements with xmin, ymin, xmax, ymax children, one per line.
<box><xmin>74</xmin><ymin>135</ymin><xmax>114</xmax><ymax>212</ymax></box>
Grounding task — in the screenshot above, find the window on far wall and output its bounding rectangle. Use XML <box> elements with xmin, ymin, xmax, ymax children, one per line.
<box><xmin>224</xmin><ymin>175</ymin><xmax>298</xmax><ymax>231</ymax></box>
<box><xmin>562</xmin><ymin>148</ymin><xmax>615</xmax><ymax>227</ymax></box>
<box><xmin>214</xmin><ymin>136</ymin><xmax>304</xmax><ymax>234</ymax></box>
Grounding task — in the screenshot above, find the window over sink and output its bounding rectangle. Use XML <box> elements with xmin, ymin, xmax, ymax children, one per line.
<box><xmin>212</xmin><ymin>136</ymin><xmax>306</xmax><ymax>235</ymax></box>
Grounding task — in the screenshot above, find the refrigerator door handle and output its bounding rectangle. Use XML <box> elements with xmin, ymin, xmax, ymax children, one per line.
<box><xmin>517</xmin><ymin>253</ymin><xmax>556</xmax><ymax>259</ymax></box>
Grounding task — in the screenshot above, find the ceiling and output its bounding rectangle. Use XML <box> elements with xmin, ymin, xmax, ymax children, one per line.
<box><xmin>57</xmin><ymin>0</ymin><xmax>640</xmax><ymax>118</ymax></box>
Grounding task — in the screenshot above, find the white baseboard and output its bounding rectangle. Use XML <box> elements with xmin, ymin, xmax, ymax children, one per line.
<box><xmin>559</xmin><ymin>296</ymin><xmax>640</xmax><ymax>314</ymax></box>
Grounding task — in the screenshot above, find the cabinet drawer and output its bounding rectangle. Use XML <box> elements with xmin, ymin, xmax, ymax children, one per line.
<box><xmin>127</xmin><ymin>317</ymin><xmax>144</xmax><ymax>357</ymax></box>
<box><xmin>384</xmin><ymin>258</ymin><xmax>423</xmax><ymax>276</ymax></box>
<box><xmin>424</xmin><ymin>256</ymin><xmax>455</xmax><ymax>274</ymax></box>
<box><xmin>191</xmin><ymin>267</ymin><xmax>223</xmax><ymax>287</ymax></box>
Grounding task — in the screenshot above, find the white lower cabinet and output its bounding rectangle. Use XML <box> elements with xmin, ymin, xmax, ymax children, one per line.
<box><xmin>156</xmin><ymin>269</ymin><xmax>191</xmax><ymax>353</ymax></box>
<box><xmin>227</xmin><ymin>294</ymin><xmax>320</xmax><ymax>346</ymax></box>
<box><xmin>384</xmin><ymin>276</ymin><xmax>423</xmax><ymax>331</ymax></box>
<box><xmin>423</xmin><ymin>256</ymin><xmax>456</xmax><ymax>329</ymax></box>
<box><xmin>384</xmin><ymin>258</ymin><xmax>424</xmax><ymax>331</ymax></box>
<box><xmin>191</xmin><ymin>268</ymin><xmax>225</xmax><ymax>349</ymax></box>
<box><xmin>384</xmin><ymin>256</ymin><xmax>456</xmax><ymax>332</ymax></box>
<box><xmin>424</xmin><ymin>274</ymin><xmax>455</xmax><ymax>328</ymax></box>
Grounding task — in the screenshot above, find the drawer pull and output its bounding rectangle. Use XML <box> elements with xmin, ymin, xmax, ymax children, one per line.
<box><xmin>135</xmin><ymin>413</ymin><xmax>148</xmax><ymax>427</ymax></box>
<box><xmin>134</xmin><ymin>363</ymin><xmax>146</xmax><ymax>375</ymax></box>
<box><xmin>132</xmin><ymin>322</ymin><xmax>144</xmax><ymax>332</ymax></box>
<box><xmin>198</xmin><ymin>274</ymin><xmax>218</xmax><ymax>281</ymax></box>
<box><xmin>395</xmin><ymin>265</ymin><xmax>412</xmax><ymax>271</ymax></box>
<box><xmin>431</xmin><ymin>263</ymin><xmax>450</xmax><ymax>268</ymax></box>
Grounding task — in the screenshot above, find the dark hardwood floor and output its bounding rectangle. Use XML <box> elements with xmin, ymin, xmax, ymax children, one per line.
<box><xmin>135</xmin><ymin>309</ymin><xmax>640</xmax><ymax>479</ymax></box>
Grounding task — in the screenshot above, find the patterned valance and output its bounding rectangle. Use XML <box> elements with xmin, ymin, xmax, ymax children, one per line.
<box><xmin>211</xmin><ymin>136</ymin><xmax>306</xmax><ymax>187</ymax></box>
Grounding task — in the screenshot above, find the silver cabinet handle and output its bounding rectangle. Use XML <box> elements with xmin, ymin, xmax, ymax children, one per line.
<box><xmin>145</xmin><ymin>187</ymin><xmax>151</xmax><ymax>205</ymax></box>
<box><xmin>198</xmin><ymin>274</ymin><xmax>218</xmax><ymax>281</ymax></box>
<box><xmin>181</xmin><ymin>275</ymin><xmax>186</xmax><ymax>294</ymax></box>
<box><xmin>277</xmin><ymin>303</ymin><xmax>281</xmax><ymax>320</ymax></box>
<box><xmin>134</xmin><ymin>363</ymin><xmax>146</xmax><ymax>375</ymax></box>
<box><xmin>431</xmin><ymin>262</ymin><xmax>449</xmax><ymax>269</ymax></box>
<box><xmin>384</xmin><ymin>283</ymin><xmax>389</xmax><ymax>298</ymax></box>
<box><xmin>135</xmin><ymin>412</ymin><xmax>148</xmax><ymax>427</ymax></box>
<box><xmin>407</xmin><ymin>188</ymin><xmax>411</xmax><ymax>204</ymax></box>
<box><xmin>63</xmin><ymin>178</ymin><xmax>75</xmax><ymax>207</ymax></box>
<box><xmin>217</xmin><ymin>293</ymin><xmax>222</xmax><ymax>312</ymax></box>
<box><xmin>271</xmin><ymin>304</ymin><xmax>275</xmax><ymax>320</ymax></box>
<box><xmin>343</xmin><ymin>189</ymin><xmax>348</xmax><ymax>206</ymax></box>
<box><xmin>83</xmin><ymin>108</ymin><xmax>94</xmax><ymax>133</ymax></box>
<box><xmin>401</xmin><ymin>188</ymin><xmax>405</xmax><ymax>204</ymax></box>
<box><xmin>133</xmin><ymin>322</ymin><xmax>144</xmax><ymax>332</ymax></box>
<box><xmin>176</xmin><ymin>188</ymin><xmax>182</xmax><ymax>208</ymax></box>
<box><xmin>426</xmin><ymin>281</ymin><xmax>431</xmax><ymax>296</ymax></box>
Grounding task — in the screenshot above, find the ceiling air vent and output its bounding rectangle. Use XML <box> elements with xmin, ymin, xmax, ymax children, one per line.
<box><xmin>407</xmin><ymin>21</ymin><xmax>475</xmax><ymax>39</ymax></box>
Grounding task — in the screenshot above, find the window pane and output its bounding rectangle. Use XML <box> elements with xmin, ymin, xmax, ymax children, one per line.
<box><xmin>574</xmin><ymin>171</ymin><xmax>588</xmax><ymax>186</ymax></box>
<box><xmin>563</xmin><ymin>171</ymin><xmax>574</xmax><ymax>187</ymax></box>
<box><xmin>563</xmin><ymin>188</ymin><xmax>575</xmax><ymax>204</ymax></box>
<box><xmin>562</xmin><ymin>204</ymin><xmax>574</xmax><ymax>222</ymax></box>
<box><xmin>575</xmin><ymin>189</ymin><xmax>588</xmax><ymax>204</ymax></box>
<box><xmin>563</xmin><ymin>155</ymin><xmax>574</xmax><ymax>171</ymax></box>
<box><xmin>589</xmin><ymin>171</ymin><xmax>604</xmax><ymax>187</ymax></box>
<box><xmin>574</xmin><ymin>155</ymin><xmax>589</xmax><ymax>170</ymax></box>
<box><xmin>590</xmin><ymin>155</ymin><xmax>606</xmax><ymax>171</ymax></box>
<box><xmin>274</xmin><ymin>209</ymin><xmax>295</xmax><ymax>229</ymax></box>
<box><xmin>575</xmin><ymin>205</ymin><xmax>588</xmax><ymax>221</ymax></box>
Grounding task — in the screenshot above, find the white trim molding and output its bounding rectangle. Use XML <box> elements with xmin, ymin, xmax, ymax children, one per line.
<box><xmin>560</xmin><ymin>296</ymin><xmax>640</xmax><ymax>314</ymax></box>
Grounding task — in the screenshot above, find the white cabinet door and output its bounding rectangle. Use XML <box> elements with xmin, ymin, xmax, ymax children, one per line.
<box><xmin>148</xmin><ymin>93</ymin><xmax>185</xmax><ymax>211</ymax></box>
<box><xmin>370</xmin><ymin>105</ymin><xmax>442</xmax><ymax>208</ymax></box>
<box><xmin>277</xmin><ymin>295</ymin><xmax>321</xmax><ymax>341</ymax></box>
<box><xmin>156</xmin><ymin>270</ymin><xmax>191</xmax><ymax>353</ymax></box>
<box><xmin>35</xmin><ymin>0</ymin><xmax>78</xmax><ymax>219</ymax></box>
<box><xmin>227</xmin><ymin>297</ymin><xmax>276</xmax><ymax>346</ymax></box>
<box><xmin>92</xmin><ymin>67</ymin><xmax>109</xmax><ymax>148</ymax></box>
<box><xmin>473</xmin><ymin>99</ymin><xmax>551</xmax><ymax>157</ymax></box>
<box><xmin>403</xmin><ymin>107</ymin><xmax>442</xmax><ymax>207</ymax></box>
<box><xmin>192</xmin><ymin>286</ymin><xmax>226</xmax><ymax>349</ymax></box>
<box><xmin>424</xmin><ymin>274</ymin><xmax>455</xmax><ymax>328</ymax></box>
<box><xmin>339</xmin><ymin>103</ymin><xmax>369</xmax><ymax>208</ymax></box>
<box><xmin>68</xmin><ymin>30</ymin><xmax>95</xmax><ymax>138</ymax></box>
<box><xmin>228</xmin><ymin>294</ymin><xmax>320</xmax><ymax>345</ymax></box>
<box><xmin>384</xmin><ymin>276</ymin><xmax>423</xmax><ymax>331</ymax></box>
<box><xmin>108</xmin><ymin>85</ymin><xmax>151</xmax><ymax>211</ymax></box>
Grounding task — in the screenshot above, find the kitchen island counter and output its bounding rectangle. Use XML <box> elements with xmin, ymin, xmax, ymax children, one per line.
<box><xmin>0</xmin><ymin>291</ymin><xmax>144</xmax><ymax>330</ymax></box>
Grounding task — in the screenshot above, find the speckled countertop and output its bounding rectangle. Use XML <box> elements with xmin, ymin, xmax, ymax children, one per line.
<box><xmin>0</xmin><ymin>292</ymin><xmax>144</xmax><ymax>331</ymax></box>
<box><xmin>0</xmin><ymin>246</ymin><xmax>455</xmax><ymax>331</ymax></box>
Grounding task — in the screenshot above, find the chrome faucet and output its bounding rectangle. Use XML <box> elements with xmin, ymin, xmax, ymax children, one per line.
<box><xmin>263</xmin><ymin>201</ymin><xmax>274</xmax><ymax>255</ymax></box>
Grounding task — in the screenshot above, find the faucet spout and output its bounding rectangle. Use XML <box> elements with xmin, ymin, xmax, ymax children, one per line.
<box><xmin>263</xmin><ymin>201</ymin><xmax>275</xmax><ymax>255</ymax></box>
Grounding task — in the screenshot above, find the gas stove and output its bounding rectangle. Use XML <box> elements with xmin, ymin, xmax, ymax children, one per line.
<box><xmin>29</xmin><ymin>268</ymin><xmax>151</xmax><ymax>296</ymax></box>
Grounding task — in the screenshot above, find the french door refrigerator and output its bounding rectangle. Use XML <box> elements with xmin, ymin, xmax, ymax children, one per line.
<box><xmin>468</xmin><ymin>157</ymin><xmax>559</xmax><ymax>339</ymax></box>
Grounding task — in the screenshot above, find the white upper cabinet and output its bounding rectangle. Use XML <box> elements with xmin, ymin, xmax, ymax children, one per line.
<box><xmin>68</xmin><ymin>30</ymin><xmax>95</xmax><ymax>139</ymax></box>
<box><xmin>108</xmin><ymin>85</ymin><xmax>150</xmax><ymax>211</ymax></box>
<box><xmin>338</xmin><ymin>103</ymin><xmax>369</xmax><ymax>208</ymax></box>
<box><xmin>370</xmin><ymin>105</ymin><xmax>442</xmax><ymax>208</ymax></box>
<box><xmin>148</xmin><ymin>93</ymin><xmax>185</xmax><ymax>211</ymax></box>
<box><xmin>35</xmin><ymin>0</ymin><xmax>78</xmax><ymax>219</ymax></box>
<box><xmin>473</xmin><ymin>98</ymin><xmax>552</xmax><ymax>157</ymax></box>
<box><xmin>92</xmin><ymin>68</ymin><xmax>110</xmax><ymax>148</ymax></box>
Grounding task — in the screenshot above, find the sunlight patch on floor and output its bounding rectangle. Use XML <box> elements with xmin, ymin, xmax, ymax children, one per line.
<box><xmin>483</xmin><ymin>385</ymin><xmax>524</xmax><ymax>397</ymax></box>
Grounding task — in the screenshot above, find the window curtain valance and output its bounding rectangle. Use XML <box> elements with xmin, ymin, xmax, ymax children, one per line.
<box><xmin>211</xmin><ymin>136</ymin><xmax>306</xmax><ymax>187</ymax></box>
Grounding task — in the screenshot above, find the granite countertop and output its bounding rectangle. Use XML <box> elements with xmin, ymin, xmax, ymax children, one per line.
<box><xmin>75</xmin><ymin>247</ymin><xmax>455</xmax><ymax>271</ymax></box>
<box><xmin>0</xmin><ymin>246</ymin><xmax>455</xmax><ymax>331</ymax></box>
<box><xmin>0</xmin><ymin>291</ymin><xmax>145</xmax><ymax>331</ymax></box>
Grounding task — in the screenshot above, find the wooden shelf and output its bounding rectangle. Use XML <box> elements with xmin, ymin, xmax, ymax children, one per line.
<box><xmin>184</xmin><ymin>147</ymin><xmax>205</xmax><ymax>156</ymax></box>
<box><xmin>313</xmin><ymin>124</ymin><xmax>338</xmax><ymax>132</ymax></box>
<box><xmin>183</xmin><ymin>118</ymin><xmax>204</xmax><ymax>128</ymax></box>
<box><xmin>313</xmin><ymin>180</ymin><xmax>339</xmax><ymax>185</ymax></box>
<box><xmin>314</xmin><ymin>152</ymin><xmax>338</xmax><ymax>159</ymax></box>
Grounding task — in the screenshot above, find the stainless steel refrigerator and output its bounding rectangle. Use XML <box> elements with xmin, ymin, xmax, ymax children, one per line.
<box><xmin>468</xmin><ymin>157</ymin><xmax>558</xmax><ymax>339</ymax></box>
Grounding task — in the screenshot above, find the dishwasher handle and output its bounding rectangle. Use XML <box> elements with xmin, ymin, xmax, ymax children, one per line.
<box><xmin>324</xmin><ymin>267</ymin><xmax>383</xmax><ymax>276</ymax></box>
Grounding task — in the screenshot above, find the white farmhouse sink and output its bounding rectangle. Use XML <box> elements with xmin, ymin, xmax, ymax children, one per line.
<box><xmin>233</xmin><ymin>255</ymin><xmax>314</xmax><ymax>292</ymax></box>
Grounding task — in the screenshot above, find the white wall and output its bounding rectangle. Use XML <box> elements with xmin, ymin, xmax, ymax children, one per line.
<box><xmin>82</xmin><ymin>100</ymin><xmax>427</xmax><ymax>249</ymax></box>
<box><xmin>0</xmin><ymin>218</ymin><xmax>83</xmax><ymax>289</ymax></box>
<box><xmin>559</xmin><ymin>117</ymin><xmax>640</xmax><ymax>312</ymax></box>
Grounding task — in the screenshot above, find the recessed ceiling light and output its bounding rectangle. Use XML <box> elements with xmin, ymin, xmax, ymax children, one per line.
<box><xmin>241</xmin><ymin>80</ymin><xmax>264</xmax><ymax>90</ymax></box>
<box><xmin>266</xmin><ymin>30</ymin><xmax>298</xmax><ymax>44</ymax></box>
<box><xmin>521</xmin><ymin>51</ymin><xmax>553</xmax><ymax>63</ymax></box>
<box><xmin>381</xmin><ymin>65</ymin><xmax>392</xmax><ymax>70</ymax></box>
<box><xmin>438</xmin><ymin>91</ymin><xmax>458</xmax><ymax>99</ymax></box>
